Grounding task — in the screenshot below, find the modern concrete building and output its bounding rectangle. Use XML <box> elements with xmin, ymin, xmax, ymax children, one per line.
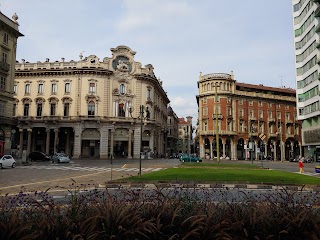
<box><xmin>178</xmin><ymin>116</ymin><xmax>194</xmax><ymax>155</ymax></box>
<box><xmin>0</xmin><ymin>12</ymin><xmax>23</xmax><ymax>156</ymax></box>
<box><xmin>166</xmin><ymin>106</ymin><xmax>179</xmax><ymax>157</ymax></box>
<box><xmin>197</xmin><ymin>72</ymin><xmax>302</xmax><ymax>161</ymax></box>
<box><xmin>13</xmin><ymin>46</ymin><xmax>170</xmax><ymax>159</ymax></box>
<box><xmin>292</xmin><ymin>0</ymin><xmax>320</xmax><ymax>160</ymax></box>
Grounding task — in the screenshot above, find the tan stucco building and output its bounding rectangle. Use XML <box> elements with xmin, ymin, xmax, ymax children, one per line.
<box><xmin>0</xmin><ymin>12</ymin><xmax>23</xmax><ymax>156</ymax></box>
<box><xmin>13</xmin><ymin>46</ymin><xmax>170</xmax><ymax>159</ymax></box>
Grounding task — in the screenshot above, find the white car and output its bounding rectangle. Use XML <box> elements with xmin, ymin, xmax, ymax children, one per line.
<box><xmin>0</xmin><ymin>155</ymin><xmax>16</xmax><ymax>169</ymax></box>
<box><xmin>51</xmin><ymin>153</ymin><xmax>70</xmax><ymax>163</ymax></box>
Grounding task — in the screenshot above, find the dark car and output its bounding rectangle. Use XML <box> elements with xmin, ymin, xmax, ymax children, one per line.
<box><xmin>28</xmin><ymin>151</ymin><xmax>51</xmax><ymax>161</ymax></box>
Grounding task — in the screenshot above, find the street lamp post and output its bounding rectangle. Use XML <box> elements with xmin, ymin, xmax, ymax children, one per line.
<box><xmin>129</xmin><ymin>105</ymin><xmax>149</xmax><ymax>177</ymax></box>
<box><xmin>214</xmin><ymin>83</ymin><xmax>220</xmax><ymax>163</ymax></box>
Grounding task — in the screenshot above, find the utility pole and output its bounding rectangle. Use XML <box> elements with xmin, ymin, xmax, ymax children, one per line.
<box><xmin>215</xmin><ymin>83</ymin><xmax>220</xmax><ymax>163</ymax></box>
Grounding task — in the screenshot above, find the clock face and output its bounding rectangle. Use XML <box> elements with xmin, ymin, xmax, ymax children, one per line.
<box><xmin>112</xmin><ymin>56</ymin><xmax>132</xmax><ymax>72</ymax></box>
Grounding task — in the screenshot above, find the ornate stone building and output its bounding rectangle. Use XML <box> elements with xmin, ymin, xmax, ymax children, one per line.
<box><xmin>166</xmin><ymin>106</ymin><xmax>179</xmax><ymax>157</ymax></box>
<box><xmin>178</xmin><ymin>116</ymin><xmax>194</xmax><ymax>155</ymax></box>
<box><xmin>0</xmin><ymin>12</ymin><xmax>23</xmax><ymax>156</ymax></box>
<box><xmin>197</xmin><ymin>72</ymin><xmax>302</xmax><ymax>161</ymax></box>
<box><xmin>13</xmin><ymin>46</ymin><xmax>169</xmax><ymax>159</ymax></box>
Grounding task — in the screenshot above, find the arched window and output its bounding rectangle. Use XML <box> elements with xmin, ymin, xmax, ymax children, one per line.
<box><xmin>23</xmin><ymin>103</ymin><xmax>29</xmax><ymax>116</ymax></box>
<box><xmin>120</xmin><ymin>84</ymin><xmax>125</xmax><ymax>95</ymax></box>
<box><xmin>88</xmin><ymin>101</ymin><xmax>95</xmax><ymax>116</ymax></box>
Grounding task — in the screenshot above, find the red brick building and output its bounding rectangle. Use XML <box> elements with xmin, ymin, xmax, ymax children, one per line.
<box><xmin>196</xmin><ymin>72</ymin><xmax>302</xmax><ymax>161</ymax></box>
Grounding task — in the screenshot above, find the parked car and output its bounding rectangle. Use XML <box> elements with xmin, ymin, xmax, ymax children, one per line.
<box><xmin>180</xmin><ymin>154</ymin><xmax>202</xmax><ymax>163</ymax></box>
<box><xmin>51</xmin><ymin>153</ymin><xmax>70</xmax><ymax>163</ymax></box>
<box><xmin>0</xmin><ymin>155</ymin><xmax>16</xmax><ymax>169</ymax></box>
<box><xmin>28</xmin><ymin>151</ymin><xmax>51</xmax><ymax>161</ymax></box>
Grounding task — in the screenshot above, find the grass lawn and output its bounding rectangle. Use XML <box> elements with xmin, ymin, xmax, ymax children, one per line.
<box><xmin>122</xmin><ymin>163</ymin><xmax>320</xmax><ymax>185</ymax></box>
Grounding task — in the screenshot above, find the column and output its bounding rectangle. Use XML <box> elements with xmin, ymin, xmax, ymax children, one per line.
<box><xmin>110</xmin><ymin>129</ymin><xmax>114</xmax><ymax>159</ymax></box>
<box><xmin>149</xmin><ymin>130</ymin><xmax>154</xmax><ymax>154</ymax></box>
<box><xmin>210</xmin><ymin>139</ymin><xmax>213</xmax><ymax>159</ymax></box>
<box><xmin>230</xmin><ymin>139</ymin><xmax>235</xmax><ymax>160</ymax></box>
<box><xmin>200</xmin><ymin>138</ymin><xmax>205</xmax><ymax>159</ymax></box>
<box><xmin>73</xmin><ymin>125</ymin><xmax>82</xmax><ymax>159</ymax></box>
<box><xmin>45</xmin><ymin>128</ymin><xmax>50</xmax><ymax>155</ymax></box>
<box><xmin>222</xmin><ymin>139</ymin><xmax>226</xmax><ymax>159</ymax></box>
<box><xmin>53</xmin><ymin>128</ymin><xmax>59</xmax><ymax>153</ymax></box>
<box><xmin>264</xmin><ymin>143</ymin><xmax>267</xmax><ymax>158</ymax></box>
<box><xmin>127</xmin><ymin>129</ymin><xmax>132</xmax><ymax>159</ymax></box>
<box><xmin>255</xmin><ymin>141</ymin><xmax>258</xmax><ymax>160</ymax></box>
<box><xmin>299</xmin><ymin>142</ymin><xmax>302</xmax><ymax>157</ymax></box>
<box><xmin>245</xmin><ymin>140</ymin><xmax>249</xmax><ymax>160</ymax></box>
<box><xmin>280</xmin><ymin>140</ymin><xmax>284</xmax><ymax>162</ymax></box>
<box><xmin>99</xmin><ymin>125</ymin><xmax>108</xmax><ymax>159</ymax></box>
<box><xmin>26</xmin><ymin>128</ymin><xmax>32</xmax><ymax>157</ymax></box>
<box><xmin>18</xmin><ymin>128</ymin><xmax>23</xmax><ymax>158</ymax></box>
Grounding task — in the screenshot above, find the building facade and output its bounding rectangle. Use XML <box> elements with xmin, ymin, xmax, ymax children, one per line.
<box><xmin>292</xmin><ymin>0</ymin><xmax>320</xmax><ymax>159</ymax></box>
<box><xmin>178</xmin><ymin>116</ymin><xmax>194</xmax><ymax>155</ymax></box>
<box><xmin>0</xmin><ymin>12</ymin><xmax>23</xmax><ymax>156</ymax></box>
<box><xmin>197</xmin><ymin>72</ymin><xmax>302</xmax><ymax>161</ymax></box>
<box><xmin>166</xmin><ymin>106</ymin><xmax>179</xmax><ymax>157</ymax></box>
<box><xmin>13</xmin><ymin>46</ymin><xmax>170</xmax><ymax>159</ymax></box>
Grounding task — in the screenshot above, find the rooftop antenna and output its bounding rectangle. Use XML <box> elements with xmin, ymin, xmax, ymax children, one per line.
<box><xmin>278</xmin><ymin>75</ymin><xmax>285</xmax><ymax>88</ymax></box>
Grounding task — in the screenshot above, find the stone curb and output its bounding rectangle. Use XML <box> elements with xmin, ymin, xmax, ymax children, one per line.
<box><xmin>98</xmin><ymin>183</ymin><xmax>320</xmax><ymax>192</ymax></box>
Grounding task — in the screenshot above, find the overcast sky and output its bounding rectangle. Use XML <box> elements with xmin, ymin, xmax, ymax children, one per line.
<box><xmin>2</xmin><ymin>0</ymin><xmax>295</xmax><ymax>123</ymax></box>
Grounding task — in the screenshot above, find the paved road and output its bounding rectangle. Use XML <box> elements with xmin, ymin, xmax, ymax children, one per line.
<box><xmin>0</xmin><ymin>158</ymin><xmax>319</xmax><ymax>196</ymax></box>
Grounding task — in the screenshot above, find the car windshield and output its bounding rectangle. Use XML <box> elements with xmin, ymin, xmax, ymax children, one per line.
<box><xmin>57</xmin><ymin>153</ymin><xmax>67</xmax><ymax>157</ymax></box>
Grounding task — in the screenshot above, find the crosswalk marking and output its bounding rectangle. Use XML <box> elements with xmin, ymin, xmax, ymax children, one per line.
<box><xmin>18</xmin><ymin>165</ymin><xmax>165</xmax><ymax>173</ymax></box>
<box><xmin>295</xmin><ymin>172</ymin><xmax>320</xmax><ymax>177</ymax></box>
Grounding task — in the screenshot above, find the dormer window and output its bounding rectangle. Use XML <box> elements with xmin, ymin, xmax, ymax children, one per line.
<box><xmin>119</xmin><ymin>84</ymin><xmax>125</xmax><ymax>95</ymax></box>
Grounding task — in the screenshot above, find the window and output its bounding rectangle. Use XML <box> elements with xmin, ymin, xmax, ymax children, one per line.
<box><xmin>239</xmin><ymin>122</ymin><xmax>244</xmax><ymax>132</ymax></box>
<box><xmin>239</xmin><ymin>99</ymin><xmax>243</xmax><ymax>105</ymax></box>
<box><xmin>147</xmin><ymin>87</ymin><xmax>151</xmax><ymax>99</ymax></box>
<box><xmin>268</xmin><ymin>110</ymin><xmax>272</xmax><ymax>118</ymax></box>
<box><xmin>65</xmin><ymin>83</ymin><xmax>71</xmax><ymax>93</ymax></box>
<box><xmin>285</xmin><ymin>105</ymin><xmax>289</xmax><ymax>110</ymax></box>
<box><xmin>88</xmin><ymin>101</ymin><xmax>95</xmax><ymax>116</ymax></box>
<box><xmin>13</xmin><ymin>103</ymin><xmax>16</xmax><ymax>116</ymax></box>
<box><xmin>239</xmin><ymin>108</ymin><xmax>244</xmax><ymax>117</ymax></box>
<box><xmin>269</xmin><ymin>124</ymin><xmax>274</xmax><ymax>133</ymax></box>
<box><xmin>277</xmin><ymin>111</ymin><xmax>281</xmax><ymax>119</ymax></box>
<box><xmin>277</xmin><ymin>103</ymin><xmax>281</xmax><ymax>109</ymax></box>
<box><xmin>203</xmin><ymin>97</ymin><xmax>207</xmax><ymax>104</ymax></box>
<box><xmin>259</xmin><ymin>110</ymin><xmax>263</xmax><ymax>119</ymax></box>
<box><xmin>25</xmin><ymin>84</ymin><xmax>30</xmax><ymax>94</ymax></box>
<box><xmin>268</xmin><ymin>103</ymin><xmax>272</xmax><ymax>108</ymax></box>
<box><xmin>249</xmin><ymin>100</ymin><xmax>253</xmax><ymax>106</ymax></box>
<box><xmin>2</xmin><ymin>52</ymin><xmax>7</xmax><ymax>63</ymax></box>
<box><xmin>249</xmin><ymin>109</ymin><xmax>254</xmax><ymax>118</ymax></box>
<box><xmin>89</xmin><ymin>82</ymin><xmax>96</xmax><ymax>93</ymax></box>
<box><xmin>258</xmin><ymin>101</ymin><xmax>262</xmax><ymax>107</ymax></box>
<box><xmin>203</xmin><ymin>121</ymin><xmax>207</xmax><ymax>131</ymax></box>
<box><xmin>38</xmin><ymin>84</ymin><xmax>43</xmax><ymax>94</ymax></box>
<box><xmin>64</xmin><ymin>103</ymin><xmax>70</xmax><ymax>116</ymax></box>
<box><xmin>51</xmin><ymin>83</ymin><xmax>57</xmax><ymax>94</ymax></box>
<box><xmin>36</xmin><ymin>103</ymin><xmax>42</xmax><ymax>117</ymax></box>
<box><xmin>120</xmin><ymin>84</ymin><xmax>126</xmax><ymax>95</ymax></box>
<box><xmin>50</xmin><ymin>103</ymin><xmax>56</xmax><ymax>116</ymax></box>
<box><xmin>259</xmin><ymin>122</ymin><xmax>264</xmax><ymax>133</ymax></box>
<box><xmin>3</xmin><ymin>32</ymin><xmax>8</xmax><ymax>44</ymax></box>
<box><xmin>227</xmin><ymin>107</ymin><xmax>232</xmax><ymax>116</ymax></box>
<box><xmin>0</xmin><ymin>75</ymin><xmax>5</xmax><ymax>90</ymax></box>
<box><xmin>286</xmin><ymin>112</ymin><xmax>290</xmax><ymax>120</ymax></box>
<box><xmin>227</xmin><ymin>97</ymin><xmax>231</xmax><ymax>103</ymax></box>
<box><xmin>227</xmin><ymin>121</ymin><xmax>232</xmax><ymax>131</ymax></box>
<box><xmin>13</xmin><ymin>84</ymin><xmax>17</xmax><ymax>94</ymax></box>
<box><xmin>0</xmin><ymin>102</ymin><xmax>4</xmax><ymax>116</ymax></box>
<box><xmin>24</xmin><ymin>103</ymin><xmax>30</xmax><ymax>116</ymax></box>
<box><xmin>203</xmin><ymin>107</ymin><xmax>208</xmax><ymax>116</ymax></box>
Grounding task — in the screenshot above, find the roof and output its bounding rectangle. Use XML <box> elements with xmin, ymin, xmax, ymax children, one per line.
<box><xmin>236</xmin><ymin>82</ymin><xmax>296</xmax><ymax>94</ymax></box>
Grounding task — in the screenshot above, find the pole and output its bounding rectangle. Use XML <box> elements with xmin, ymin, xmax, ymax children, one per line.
<box><xmin>250</xmin><ymin>122</ymin><xmax>253</xmax><ymax>165</ymax></box>
<box><xmin>139</xmin><ymin>105</ymin><xmax>143</xmax><ymax>177</ymax></box>
<box><xmin>215</xmin><ymin>83</ymin><xmax>220</xmax><ymax>163</ymax></box>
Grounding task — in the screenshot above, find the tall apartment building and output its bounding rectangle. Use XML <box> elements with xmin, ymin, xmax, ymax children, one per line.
<box><xmin>292</xmin><ymin>0</ymin><xmax>320</xmax><ymax>160</ymax></box>
<box><xmin>13</xmin><ymin>46</ymin><xmax>169</xmax><ymax>159</ymax></box>
<box><xmin>197</xmin><ymin>72</ymin><xmax>302</xmax><ymax>161</ymax></box>
<box><xmin>0</xmin><ymin>12</ymin><xmax>23</xmax><ymax>156</ymax></box>
<box><xmin>178</xmin><ymin>116</ymin><xmax>194</xmax><ymax>155</ymax></box>
<box><xmin>167</xmin><ymin>106</ymin><xmax>179</xmax><ymax>157</ymax></box>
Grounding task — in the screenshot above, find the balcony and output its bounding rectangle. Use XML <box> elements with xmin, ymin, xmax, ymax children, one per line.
<box><xmin>268</xmin><ymin>133</ymin><xmax>278</xmax><ymax>138</ymax></box>
<box><xmin>268</xmin><ymin>117</ymin><xmax>275</xmax><ymax>122</ymax></box>
<box><xmin>286</xmin><ymin>134</ymin><xmax>295</xmax><ymax>138</ymax></box>
<box><xmin>0</xmin><ymin>61</ymin><xmax>10</xmax><ymax>72</ymax></box>
<box><xmin>227</xmin><ymin>114</ymin><xmax>233</xmax><ymax>120</ymax></box>
<box><xmin>212</xmin><ymin>113</ymin><xmax>223</xmax><ymax>120</ymax></box>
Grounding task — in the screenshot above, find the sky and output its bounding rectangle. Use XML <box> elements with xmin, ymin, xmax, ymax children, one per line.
<box><xmin>1</xmin><ymin>0</ymin><xmax>296</xmax><ymax>124</ymax></box>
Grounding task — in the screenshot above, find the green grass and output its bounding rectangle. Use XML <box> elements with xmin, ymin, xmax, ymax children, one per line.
<box><xmin>123</xmin><ymin>164</ymin><xmax>320</xmax><ymax>185</ymax></box>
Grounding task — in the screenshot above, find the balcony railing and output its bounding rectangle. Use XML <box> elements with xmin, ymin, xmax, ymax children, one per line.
<box><xmin>0</xmin><ymin>61</ymin><xmax>10</xmax><ymax>72</ymax></box>
<box><xmin>268</xmin><ymin>117</ymin><xmax>275</xmax><ymax>122</ymax></box>
<box><xmin>212</xmin><ymin>113</ymin><xmax>223</xmax><ymax>120</ymax></box>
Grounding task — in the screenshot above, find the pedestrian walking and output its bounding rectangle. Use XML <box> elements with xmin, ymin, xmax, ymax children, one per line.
<box><xmin>299</xmin><ymin>160</ymin><xmax>304</xmax><ymax>174</ymax></box>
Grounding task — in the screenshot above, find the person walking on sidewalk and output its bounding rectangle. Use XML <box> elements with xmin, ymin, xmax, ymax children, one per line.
<box><xmin>299</xmin><ymin>159</ymin><xmax>304</xmax><ymax>174</ymax></box>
